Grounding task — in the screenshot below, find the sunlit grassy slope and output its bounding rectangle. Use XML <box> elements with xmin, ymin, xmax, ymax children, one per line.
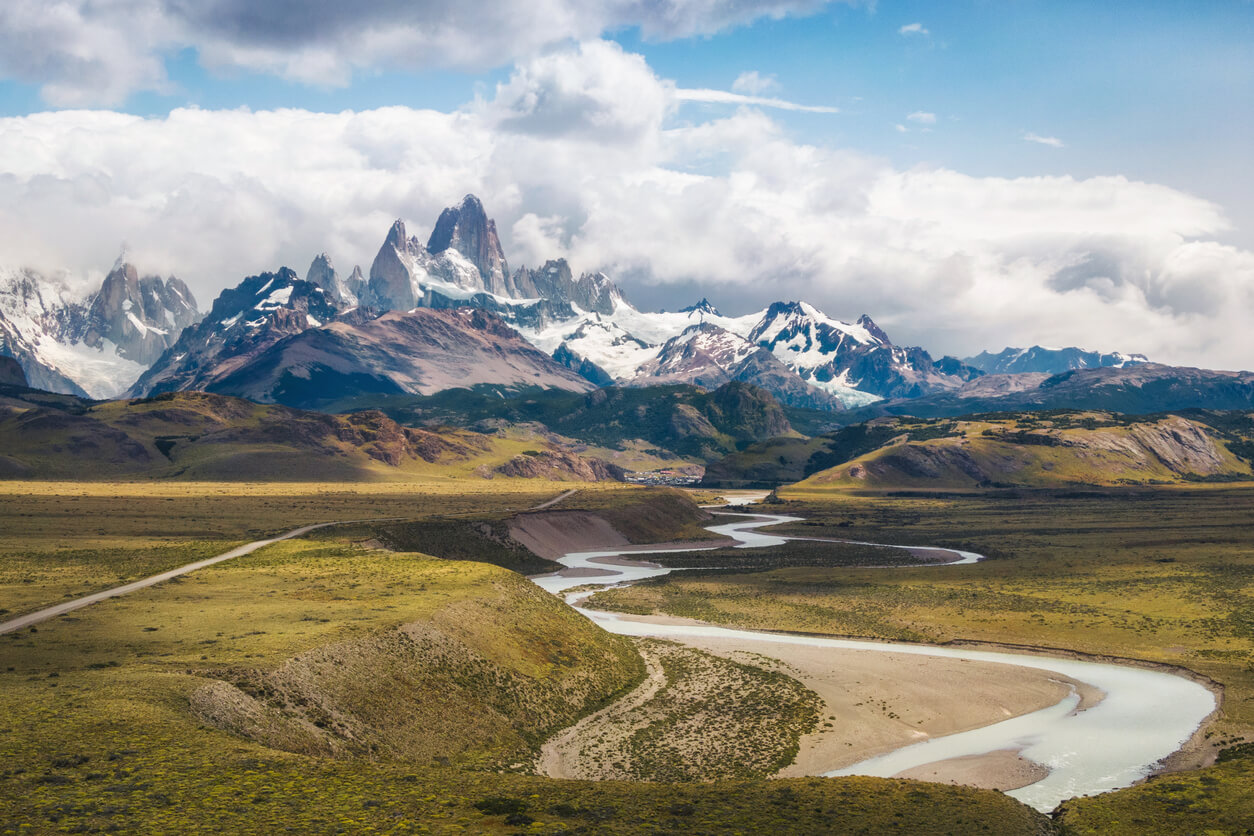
<box><xmin>796</xmin><ymin>413</ymin><xmax>1254</xmax><ymax>490</ymax></box>
<box><xmin>705</xmin><ymin>410</ymin><xmax>1254</xmax><ymax>489</ymax></box>
<box><xmin>0</xmin><ymin>479</ymin><xmax>626</xmax><ymax>618</ymax></box>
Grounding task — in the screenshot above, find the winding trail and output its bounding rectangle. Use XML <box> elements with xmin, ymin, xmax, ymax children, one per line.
<box><xmin>531</xmin><ymin>497</ymin><xmax>1217</xmax><ymax>812</ymax></box>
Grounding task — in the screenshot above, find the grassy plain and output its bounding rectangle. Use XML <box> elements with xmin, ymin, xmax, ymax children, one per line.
<box><xmin>589</xmin><ymin>484</ymin><xmax>1254</xmax><ymax>833</ymax></box>
<box><xmin>0</xmin><ymin>484</ymin><xmax>1057</xmax><ymax>835</ymax></box>
<box><xmin>0</xmin><ymin>479</ymin><xmax>615</xmax><ymax>618</ymax></box>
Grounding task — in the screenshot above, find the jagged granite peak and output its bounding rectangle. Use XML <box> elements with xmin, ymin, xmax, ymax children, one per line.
<box><xmin>573</xmin><ymin>271</ymin><xmax>625</xmax><ymax>315</ymax></box>
<box><xmin>964</xmin><ymin>346</ymin><xmax>1150</xmax><ymax>376</ymax></box>
<box><xmin>427</xmin><ymin>194</ymin><xmax>511</xmax><ymax>296</ymax></box>
<box><xmin>0</xmin><ymin>256</ymin><xmax>201</xmax><ymax>398</ymax></box>
<box><xmin>128</xmin><ymin>267</ymin><xmax>343</xmax><ymax>397</ymax></box>
<box><xmin>305</xmin><ymin>253</ymin><xmax>359</xmax><ymax>308</ymax></box>
<box><xmin>367</xmin><ymin>219</ymin><xmax>425</xmax><ymax>310</ymax></box>
<box><xmin>385</xmin><ymin>218</ymin><xmax>408</xmax><ymax>248</ymax></box>
<box><xmin>856</xmin><ymin>314</ymin><xmax>892</xmax><ymax>346</ymax></box>
<box><xmin>680</xmin><ymin>298</ymin><xmax>721</xmax><ymax>317</ymax></box>
<box><xmin>83</xmin><ymin>258</ymin><xmax>200</xmax><ymax>367</ymax></box>
<box><xmin>346</xmin><ymin>265</ymin><xmax>367</xmax><ymax>301</ymax></box>
<box><xmin>510</xmin><ymin>260</ymin><xmax>626</xmax><ymax>315</ymax></box>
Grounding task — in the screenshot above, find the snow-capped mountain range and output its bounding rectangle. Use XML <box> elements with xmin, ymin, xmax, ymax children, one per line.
<box><xmin>0</xmin><ymin>255</ymin><xmax>198</xmax><ymax>398</ymax></box>
<box><xmin>963</xmin><ymin>346</ymin><xmax>1149</xmax><ymax>375</ymax></box>
<box><xmin>1</xmin><ymin>194</ymin><xmax>1148</xmax><ymax>410</ymax></box>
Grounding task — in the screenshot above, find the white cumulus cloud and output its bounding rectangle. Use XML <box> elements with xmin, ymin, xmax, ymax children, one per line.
<box><xmin>898</xmin><ymin>22</ymin><xmax>929</xmax><ymax>36</ymax></box>
<box><xmin>0</xmin><ymin>40</ymin><xmax>1250</xmax><ymax>370</ymax></box>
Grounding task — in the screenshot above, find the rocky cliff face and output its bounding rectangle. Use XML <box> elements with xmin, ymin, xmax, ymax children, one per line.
<box><xmin>305</xmin><ymin>253</ymin><xmax>365</xmax><ymax>308</ymax></box>
<box><xmin>82</xmin><ymin>260</ymin><xmax>199</xmax><ymax>367</ymax></box>
<box><xmin>510</xmin><ymin>260</ymin><xmax>623</xmax><ymax>315</ymax></box>
<box><xmin>427</xmin><ymin>194</ymin><xmax>512</xmax><ymax>296</ymax></box>
<box><xmin>204</xmin><ymin>307</ymin><xmax>596</xmax><ymax>409</ymax></box>
<box><xmin>0</xmin><ymin>256</ymin><xmax>201</xmax><ymax>398</ymax></box>
<box><xmin>492</xmin><ymin>450</ymin><xmax>625</xmax><ymax>481</ymax></box>
<box><xmin>128</xmin><ymin>268</ymin><xmax>341</xmax><ymax>397</ymax></box>
<box><xmin>0</xmin><ymin>355</ymin><xmax>27</xmax><ymax>386</ymax></box>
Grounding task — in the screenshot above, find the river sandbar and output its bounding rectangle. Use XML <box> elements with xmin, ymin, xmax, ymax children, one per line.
<box><xmin>655</xmin><ymin>630</ymin><xmax>1100</xmax><ymax>784</ymax></box>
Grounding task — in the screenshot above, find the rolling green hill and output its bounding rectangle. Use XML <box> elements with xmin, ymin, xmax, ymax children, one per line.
<box><xmin>705</xmin><ymin>411</ymin><xmax>1254</xmax><ymax>489</ymax></box>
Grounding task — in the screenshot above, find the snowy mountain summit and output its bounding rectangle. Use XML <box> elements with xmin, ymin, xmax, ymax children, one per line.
<box><xmin>0</xmin><ymin>255</ymin><xmax>199</xmax><ymax>398</ymax></box>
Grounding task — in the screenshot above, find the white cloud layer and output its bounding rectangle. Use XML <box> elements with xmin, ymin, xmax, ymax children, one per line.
<box><xmin>898</xmin><ymin>23</ymin><xmax>929</xmax><ymax>36</ymax></box>
<box><xmin>0</xmin><ymin>0</ymin><xmax>853</xmax><ymax>105</ymax></box>
<box><xmin>675</xmin><ymin>88</ymin><xmax>839</xmax><ymax>113</ymax></box>
<box><xmin>0</xmin><ymin>39</ymin><xmax>1250</xmax><ymax>369</ymax></box>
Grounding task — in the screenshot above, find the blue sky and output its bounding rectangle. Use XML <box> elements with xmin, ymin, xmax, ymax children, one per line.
<box><xmin>3</xmin><ymin>0</ymin><xmax>1248</xmax><ymax>239</ymax></box>
<box><xmin>0</xmin><ymin>0</ymin><xmax>1251</xmax><ymax>365</ymax></box>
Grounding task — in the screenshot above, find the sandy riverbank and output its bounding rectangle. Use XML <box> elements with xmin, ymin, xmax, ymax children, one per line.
<box><xmin>665</xmin><ymin>631</ymin><xmax>1102</xmax><ymax>790</ymax></box>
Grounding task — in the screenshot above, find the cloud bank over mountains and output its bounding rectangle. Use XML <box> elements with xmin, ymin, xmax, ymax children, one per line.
<box><xmin>0</xmin><ymin>33</ymin><xmax>1250</xmax><ymax>369</ymax></box>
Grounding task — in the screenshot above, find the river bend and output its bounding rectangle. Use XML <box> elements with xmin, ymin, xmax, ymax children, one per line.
<box><xmin>532</xmin><ymin>504</ymin><xmax>1216</xmax><ymax>812</ymax></box>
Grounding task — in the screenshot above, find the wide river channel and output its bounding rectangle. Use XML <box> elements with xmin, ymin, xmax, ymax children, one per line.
<box><xmin>532</xmin><ymin>500</ymin><xmax>1217</xmax><ymax>812</ymax></box>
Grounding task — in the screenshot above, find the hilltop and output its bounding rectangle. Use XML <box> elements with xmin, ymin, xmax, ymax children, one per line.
<box><xmin>704</xmin><ymin>410</ymin><xmax>1254</xmax><ymax>489</ymax></box>
<box><xmin>0</xmin><ymin>386</ymin><xmax>623</xmax><ymax>482</ymax></box>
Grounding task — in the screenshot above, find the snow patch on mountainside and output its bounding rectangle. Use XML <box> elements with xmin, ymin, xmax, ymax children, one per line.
<box><xmin>35</xmin><ymin>337</ymin><xmax>147</xmax><ymax>399</ymax></box>
<box><xmin>800</xmin><ymin>369</ymin><xmax>884</xmax><ymax>407</ymax></box>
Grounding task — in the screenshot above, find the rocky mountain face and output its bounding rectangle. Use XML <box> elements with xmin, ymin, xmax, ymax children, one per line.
<box><xmin>128</xmin><ymin>268</ymin><xmax>339</xmax><ymax>397</ymax></box>
<box><xmin>0</xmin><ymin>355</ymin><xmax>27</xmax><ymax>386</ymax></box>
<box><xmin>83</xmin><ymin>259</ymin><xmax>199</xmax><ymax>366</ymax></box>
<box><xmin>0</xmin><ymin>257</ymin><xmax>200</xmax><ymax>399</ymax></box>
<box><xmin>633</xmin><ymin>322</ymin><xmax>844</xmax><ymax>411</ymax></box>
<box><xmin>305</xmin><ymin>254</ymin><xmax>365</xmax><ymax>308</ymax></box>
<box><xmin>204</xmin><ymin>307</ymin><xmax>596</xmax><ymax>409</ymax></box>
<box><xmin>492</xmin><ymin>450</ymin><xmax>625</xmax><ymax>481</ymax></box>
<box><xmin>965</xmin><ymin>346</ymin><xmax>1149</xmax><ymax>375</ymax></box>
<box><xmin>426</xmin><ymin>194</ymin><xmax>513</xmax><ymax>296</ymax></box>
<box><xmin>510</xmin><ymin>260</ymin><xmax>622</xmax><ymax>315</ymax></box>
<box><xmin>839</xmin><ymin>363</ymin><xmax>1254</xmax><ymax>421</ymax></box>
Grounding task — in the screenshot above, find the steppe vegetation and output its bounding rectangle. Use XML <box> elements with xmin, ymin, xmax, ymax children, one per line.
<box><xmin>0</xmin><ymin>479</ymin><xmax>602</xmax><ymax>618</ymax></box>
<box><xmin>539</xmin><ymin>639</ymin><xmax>821</xmax><ymax>782</ymax></box>
<box><xmin>0</xmin><ymin>484</ymin><xmax>1059</xmax><ymax>834</ymax></box>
